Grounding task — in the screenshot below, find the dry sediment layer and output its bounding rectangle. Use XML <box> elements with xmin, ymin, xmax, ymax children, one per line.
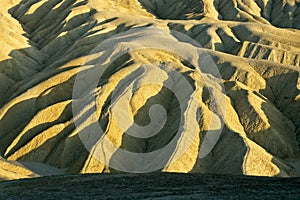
<box><xmin>0</xmin><ymin>0</ymin><xmax>300</xmax><ymax>180</ymax></box>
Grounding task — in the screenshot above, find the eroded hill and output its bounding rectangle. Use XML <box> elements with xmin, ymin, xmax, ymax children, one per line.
<box><xmin>0</xmin><ymin>0</ymin><xmax>300</xmax><ymax>180</ymax></box>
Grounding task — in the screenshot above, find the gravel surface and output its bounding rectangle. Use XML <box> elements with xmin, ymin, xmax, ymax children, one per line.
<box><xmin>0</xmin><ymin>173</ymin><xmax>299</xmax><ymax>199</ymax></box>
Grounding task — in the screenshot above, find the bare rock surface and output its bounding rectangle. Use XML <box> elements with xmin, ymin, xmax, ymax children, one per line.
<box><xmin>0</xmin><ymin>0</ymin><xmax>300</xmax><ymax>180</ymax></box>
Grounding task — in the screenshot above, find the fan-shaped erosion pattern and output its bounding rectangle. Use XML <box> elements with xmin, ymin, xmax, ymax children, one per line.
<box><xmin>0</xmin><ymin>0</ymin><xmax>299</xmax><ymax>180</ymax></box>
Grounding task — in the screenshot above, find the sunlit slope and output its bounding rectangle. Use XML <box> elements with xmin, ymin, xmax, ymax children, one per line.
<box><xmin>0</xmin><ymin>0</ymin><xmax>299</xmax><ymax>180</ymax></box>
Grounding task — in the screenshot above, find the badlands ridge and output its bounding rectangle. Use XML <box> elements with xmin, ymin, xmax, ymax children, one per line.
<box><xmin>0</xmin><ymin>0</ymin><xmax>300</xmax><ymax>180</ymax></box>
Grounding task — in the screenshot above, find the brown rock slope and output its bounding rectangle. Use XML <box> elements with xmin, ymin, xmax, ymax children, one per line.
<box><xmin>0</xmin><ymin>0</ymin><xmax>299</xmax><ymax>179</ymax></box>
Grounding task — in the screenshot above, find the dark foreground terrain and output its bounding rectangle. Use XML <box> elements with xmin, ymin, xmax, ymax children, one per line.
<box><xmin>0</xmin><ymin>173</ymin><xmax>299</xmax><ymax>199</ymax></box>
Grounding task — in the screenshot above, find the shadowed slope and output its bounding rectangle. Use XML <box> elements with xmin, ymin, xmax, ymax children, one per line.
<box><xmin>1</xmin><ymin>173</ymin><xmax>300</xmax><ymax>199</ymax></box>
<box><xmin>0</xmin><ymin>0</ymin><xmax>299</xmax><ymax>180</ymax></box>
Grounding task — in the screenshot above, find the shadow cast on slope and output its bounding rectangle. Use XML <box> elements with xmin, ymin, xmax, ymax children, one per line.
<box><xmin>108</xmin><ymin>65</ymin><xmax>197</xmax><ymax>172</ymax></box>
<box><xmin>138</xmin><ymin>0</ymin><xmax>204</xmax><ymax>20</ymax></box>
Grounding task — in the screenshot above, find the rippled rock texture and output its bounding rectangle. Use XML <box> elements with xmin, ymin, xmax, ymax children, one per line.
<box><xmin>0</xmin><ymin>0</ymin><xmax>300</xmax><ymax>180</ymax></box>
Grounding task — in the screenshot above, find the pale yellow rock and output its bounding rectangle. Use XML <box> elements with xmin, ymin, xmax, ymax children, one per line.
<box><xmin>0</xmin><ymin>0</ymin><xmax>299</xmax><ymax>180</ymax></box>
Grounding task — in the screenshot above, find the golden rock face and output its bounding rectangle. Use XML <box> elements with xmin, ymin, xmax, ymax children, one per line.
<box><xmin>0</xmin><ymin>0</ymin><xmax>300</xmax><ymax>180</ymax></box>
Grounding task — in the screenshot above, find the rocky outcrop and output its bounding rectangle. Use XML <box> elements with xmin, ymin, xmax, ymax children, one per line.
<box><xmin>0</xmin><ymin>0</ymin><xmax>299</xmax><ymax>180</ymax></box>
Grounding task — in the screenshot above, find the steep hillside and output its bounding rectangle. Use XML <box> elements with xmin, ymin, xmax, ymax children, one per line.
<box><xmin>0</xmin><ymin>0</ymin><xmax>300</xmax><ymax>180</ymax></box>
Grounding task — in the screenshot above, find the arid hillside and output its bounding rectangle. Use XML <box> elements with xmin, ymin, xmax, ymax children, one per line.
<box><xmin>0</xmin><ymin>0</ymin><xmax>300</xmax><ymax>180</ymax></box>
